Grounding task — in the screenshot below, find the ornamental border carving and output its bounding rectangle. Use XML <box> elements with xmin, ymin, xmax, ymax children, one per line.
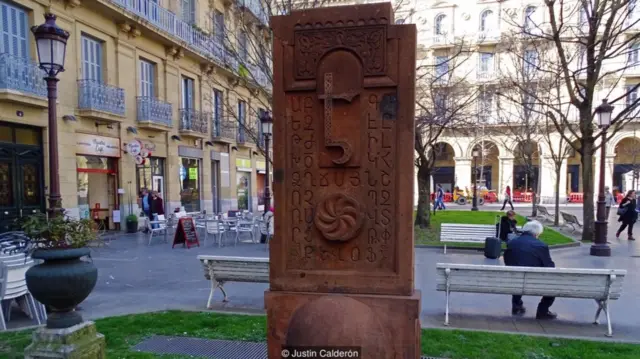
<box><xmin>294</xmin><ymin>25</ymin><xmax>387</xmax><ymax>80</ymax></box>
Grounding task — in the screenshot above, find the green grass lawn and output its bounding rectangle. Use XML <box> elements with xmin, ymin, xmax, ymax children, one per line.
<box><xmin>1</xmin><ymin>311</ymin><xmax>639</xmax><ymax>359</ymax></box>
<box><xmin>415</xmin><ymin>210</ymin><xmax>574</xmax><ymax>247</ymax></box>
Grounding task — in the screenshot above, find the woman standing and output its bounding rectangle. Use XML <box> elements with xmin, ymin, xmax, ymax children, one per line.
<box><xmin>500</xmin><ymin>185</ymin><xmax>514</xmax><ymax>211</ymax></box>
<box><xmin>150</xmin><ymin>191</ymin><xmax>165</xmax><ymax>217</ymax></box>
<box><xmin>616</xmin><ymin>190</ymin><xmax>637</xmax><ymax>240</ymax></box>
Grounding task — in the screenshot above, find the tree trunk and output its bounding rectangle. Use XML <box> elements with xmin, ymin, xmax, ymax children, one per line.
<box><xmin>581</xmin><ymin>149</ymin><xmax>595</xmax><ymax>242</ymax></box>
<box><xmin>531</xmin><ymin>167</ymin><xmax>539</xmax><ymax>217</ymax></box>
<box><xmin>554</xmin><ymin>163</ymin><xmax>561</xmax><ymax>226</ymax></box>
<box><xmin>414</xmin><ymin>164</ymin><xmax>432</xmax><ymax>228</ymax></box>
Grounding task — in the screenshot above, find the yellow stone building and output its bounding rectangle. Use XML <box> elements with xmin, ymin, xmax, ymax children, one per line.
<box><xmin>0</xmin><ymin>0</ymin><xmax>271</xmax><ymax>231</ymax></box>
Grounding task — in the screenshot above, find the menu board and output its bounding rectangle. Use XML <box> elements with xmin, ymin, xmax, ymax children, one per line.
<box><xmin>172</xmin><ymin>217</ymin><xmax>200</xmax><ymax>249</ymax></box>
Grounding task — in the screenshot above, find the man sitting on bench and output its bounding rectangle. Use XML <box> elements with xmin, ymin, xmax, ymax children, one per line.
<box><xmin>504</xmin><ymin>220</ymin><xmax>557</xmax><ymax>320</ymax></box>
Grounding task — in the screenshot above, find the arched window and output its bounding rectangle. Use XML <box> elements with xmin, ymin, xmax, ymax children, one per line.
<box><xmin>480</xmin><ymin>10</ymin><xmax>494</xmax><ymax>32</ymax></box>
<box><xmin>524</xmin><ymin>6</ymin><xmax>537</xmax><ymax>30</ymax></box>
<box><xmin>435</xmin><ymin>14</ymin><xmax>447</xmax><ymax>35</ymax></box>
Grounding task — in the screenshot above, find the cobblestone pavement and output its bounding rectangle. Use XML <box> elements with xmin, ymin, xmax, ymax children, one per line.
<box><xmin>6</xmin><ymin>220</ymin><xmax>640</xmax><ymax>343</ymax></box>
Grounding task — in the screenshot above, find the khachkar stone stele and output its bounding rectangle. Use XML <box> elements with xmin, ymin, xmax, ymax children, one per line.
<box><xmin>266</xmin><ymin>3</ymin><xmax>421</xmax><ymax>359</ymax></box>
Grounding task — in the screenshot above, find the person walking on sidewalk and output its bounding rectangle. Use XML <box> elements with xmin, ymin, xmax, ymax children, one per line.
<box><xmin>616</xmin><ymin>190</ymin><xmax>637</xmax><ymax>240</ymax></box>
<box><xmin>604</xmin><ymin>186</ymin><xmax>616</xmax><ymax>218</ymax></box>
<box><xmin>500</xmin><ymin>185</ymin><xmax>514</xmax><ymax>211</ymax></box>
<box><xmin>434</xmin><ymin>184</ymin><xmax>446</xmax><ymax>212</ymax></box>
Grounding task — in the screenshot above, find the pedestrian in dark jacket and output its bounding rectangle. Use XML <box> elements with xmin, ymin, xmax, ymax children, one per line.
<box><xmin>498</xmin><ymin>210</ymin><xmax>518</xmax><ymax>241</ymax></box>
<box><xmin>616</xmin><ymin>190</ymin><xmax>637</xmax><ymax>240</ymax></box>
<box><xmin>150</xmin><ymin>191</ymin><xmax>165</xmax><ymax>216</ymax></box>
<box><xmin>503</xmin><ymin>220</ymin><xmax>557</xmax><ymax>320</ymax></box>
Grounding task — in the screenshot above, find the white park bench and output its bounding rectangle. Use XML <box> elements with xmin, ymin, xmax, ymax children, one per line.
<box><xmin>436</xmin><ymin>263</ymin><xmax>627</xmax><ymax>337</ymax></box>
<box><xmin>440</xmin><ymin>224</ymin><xmax>497</xmax><ymax>254</ymax></box>
<box><xmin>197</xmin><ymin>255</ymin><xmax>269</xmax><ymax>308</ymax></box>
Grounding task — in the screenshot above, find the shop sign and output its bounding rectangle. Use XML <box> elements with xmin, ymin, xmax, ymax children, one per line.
<box><xmin>77</xmin><ymin>134</ymin><xmax>121</xmax><ymax>157</ymax></box>
<box><xmin>189</xmin><ymin>167</ymin><xmax>198</xmax><ymax>180</ymax></box>
<box><xmin>236</xmin><ymin>158</ymin><xmax>252</xmax><ymax>172</ymax></box>
<box><xmin>127</xmin><ymin>140</ymin><xmax>142</xmax><ymax>156</ymax></box>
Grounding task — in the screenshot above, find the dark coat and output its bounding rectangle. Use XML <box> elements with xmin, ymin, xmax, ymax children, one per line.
<box><xmin>498</xmin><ymin>216</ymin><xmax>518</xmax><ymax>241</ymax></box>
<box><xmin>151</xmin><ymin>197</ymin><xmax>165</xmax><ymax>216</ymax></box>
<box><xmin>504</xmin><ymin>233</ymin><xmax>555</xmax><ymax>268</ymax></box>
<box><xmin>618</xmin><ymin>197</ymin><xmax>638</xmax><ymax>224</ymax></box>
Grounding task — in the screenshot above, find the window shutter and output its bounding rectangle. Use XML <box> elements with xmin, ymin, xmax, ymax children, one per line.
<box><xmin>0</xmin><ymin>3</ymin><xmax>28</xmax><ymax>58</ymax></box>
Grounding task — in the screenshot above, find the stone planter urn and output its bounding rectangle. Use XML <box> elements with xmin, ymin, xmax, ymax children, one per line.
<box><xmin>26</xmin><ymin>248</ymin><xmax>98</xmax><ymax>329</ymax></box>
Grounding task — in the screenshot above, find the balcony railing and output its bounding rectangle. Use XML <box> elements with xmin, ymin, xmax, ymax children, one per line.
<box><xmin>212</xmin><ymin>117</ymin><xmax>236</xmax><ymax>140</ymax></box>
<box><xmin>477</xmin><ymin>71</ymin><xmax>495</xmax><ymax>81</ymax></box>
<box><xmin>477</xmin><ymin>30</ymin><xmax>500</xmax><ymax>43</ymax></box>
<box><xmin>432</xmin><ymin>34</ymin><xmax>450</xmax><ymax>46</ymax></box>
<box><xmin>247</xmin><ymin>63</ymin><xmax>270</xmax><ymax>88</ymax></box>
<box><xmin>237</xmin><ymin>0</ymin><xmax>268</xmax><ymax>24</ymax></box>
<box><xmin>109</xmin><ymin>0</ymin><xmax>225</xmax><ymax>65</ymax></box>
<box><xmin>179</xmin><ymin>108</ymin><xmax>208</xmax><ymax>134</ymax></box>
<box><xmin>105</xmin><ymin>0</ymin><xmax>273</xmax><ymax>92</ymax></box>
<box><xmin>237</xmin><ymin>125</ymin><xmax>247</xmax><ymax>144</ymax></box>
<box><xmin>137</xmin><ymin>96</ymin><xmax>173</xmax><ymax>127</ymax></box>
<box><xmin>0</xmin><ymin>53</ymin><xmax>46</xmax><ymax>98</ymax></box>
<box><xmin>77</xmin><ymin>80</ymin><xmax>125</xmax><ymax>116</ymax></box>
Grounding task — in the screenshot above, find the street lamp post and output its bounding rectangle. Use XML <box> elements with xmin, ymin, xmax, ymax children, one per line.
<box><xmin>591</xmin><ymin>99</ymin><xmax>614</xmax><ymax>257</ymax></box>
<box><xmin>471</xmin><ymin>150</ymin><xmax>479</xmax><ymax>211</ymax></box>
<box><xmin>259</xmin><ymin>110</ymin><xmax>273</xmax><ymax>214</ymax></box>
<box><xmin>32</xmin><ymin>14</ymin><xmax>69</xmax><ymax>218</ymax></box>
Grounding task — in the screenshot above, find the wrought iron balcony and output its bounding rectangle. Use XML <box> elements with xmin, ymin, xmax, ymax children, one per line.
<box><xmin>109</xmin><ymin>0</ymin><xmax>226</xmax><ymax>64</ymax></box>
<box><xmin>77</xmin><ymin>80</ymin><xmax>126</xmax><ymax>117</ymax></box>
<box><xmin>211</xmin><ymin>117</ymin><xmax>236</xmax><ymax>142</ymax></box>
<box><xmin>179</xmin><ymin>108</ymin><xmax>208</xmax><ymax>135</ymax></box>
<box><xmin>0</xmin><ymin>53</ymin><xmax>47</xmax><ymax>99</ymax></box>
<box><xmin>137</xmin><ymin>96</ymin><xmax>173</xmax><ymax>128</ymax></box>
<box><xmin>477</xmin><ymin>30</ymin><xmax>501</xmax><ymax>43</ymax></box>
<box><xmin>237</xmin><ymin>125</ymin><xmax>247</xmax><ymax>144</ymax></box>
<box><xmin>104</xmin><ymin>0</ymin><xmax>274</xmax><ymax>91</ymax></box>
<box><xmin>476</xmin><ymin>70</ymin><xmax>496</xmax><ymax>82</ymax></box>
<box><xmin>247</xmin><ymin>63</ymin><xmax>270</xmax><ymax>89</ymax></box>
<box><xmin>237</xmin><ymin>0</ymin><xmax>268</xmax><ymax>24</ymax></box>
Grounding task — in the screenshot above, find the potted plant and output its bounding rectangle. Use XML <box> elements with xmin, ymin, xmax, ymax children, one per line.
<box><xmin>126</xmin><ymin>213</ymin><xmax>138</xmax><ymax>233</ymax></box>
<box><xmin>21</xmin><ymin>214</ymin><xmax>98</xmax><ymax>329</ymax></box>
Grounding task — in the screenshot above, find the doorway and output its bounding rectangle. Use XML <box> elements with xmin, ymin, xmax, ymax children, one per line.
<box><xmin>0</xmin><ymin>123</ymin><xmax>45</xmax><ymax>232</ymax></box>
<box><xmin>76</xmin><ymin>156</ymin><xmax>118</xmax><ymax>230</ymax></box>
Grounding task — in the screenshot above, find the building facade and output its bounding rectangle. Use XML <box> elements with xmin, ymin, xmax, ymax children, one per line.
<box><xmin>408</xmin><ymin>0</ymin><xmax>640</xmax><ymax>204</ymax></box>
<box><xmin>0</xmin><ymin>0</ymin><xmax>271</xmax><ymax>231</ymax></box>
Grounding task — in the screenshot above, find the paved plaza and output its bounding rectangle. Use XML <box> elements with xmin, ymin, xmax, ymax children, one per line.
<box><xmin>6</xmin><ymin>210</ymin><xmax>639</xmax><ymax>343</ymax></box>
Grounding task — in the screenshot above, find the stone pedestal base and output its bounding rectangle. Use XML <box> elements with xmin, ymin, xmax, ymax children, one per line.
<box><xmin>24</xmin><ymin>321</ymin><xmax>105</xmax><ymax>359</ymax></box>
<box><xmin>265</xmin><ymin>290</ymin><xmax>422</xmax><ymax>359</ymax></box>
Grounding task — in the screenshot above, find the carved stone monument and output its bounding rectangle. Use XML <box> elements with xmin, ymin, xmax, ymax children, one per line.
<box><xmin>266</xmin><ymin>3</ymin><xmax>420</xmax><ymax>358</ymax></box>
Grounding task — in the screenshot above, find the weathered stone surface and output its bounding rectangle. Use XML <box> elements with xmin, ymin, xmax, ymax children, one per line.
<box><xmin>267</xmin><ymin>2</ymin><xmax>420</xmax><ymax>359</ymax></box>
<box><xmin>265</xmin><ymin>291</ymin><xmax>422</xmax><ymax>359</ymax></box>
<box><xmin>270</xmin><ymin>2</ymin><xmax>418</xmax><ymax>296</ymax></box>
<box><xmin>24</xmin><ymin>321</ymin><xmax>105</xmax><ymax>359</ymax></box>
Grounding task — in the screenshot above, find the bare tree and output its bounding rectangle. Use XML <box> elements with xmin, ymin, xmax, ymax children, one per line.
<box><xmin>499</xmin><ymin>0</ymin><xmax>640</xmax><ymax>241</ymax></box>
<box><xmin>539</xmin><ymin>79</ymin><xmax>573</xmax><ymax>225</ymax></box>
<box><xmin>414</xmin><ymin>44</ymin><xmax>478</xmax><ymax>228</ymax></box>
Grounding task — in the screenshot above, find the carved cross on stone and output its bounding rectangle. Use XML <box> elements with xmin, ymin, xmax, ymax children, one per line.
<box><xmin>318</xmin><ymin>72</ymin><xmax>359</xmax><ymax>165</ymax></box>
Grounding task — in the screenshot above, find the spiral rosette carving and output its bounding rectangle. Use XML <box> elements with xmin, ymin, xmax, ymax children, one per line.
<box><xmin>314</xmin><ymin>193</ymin><xmax>365</xmax><ymax>242</ymax></box>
